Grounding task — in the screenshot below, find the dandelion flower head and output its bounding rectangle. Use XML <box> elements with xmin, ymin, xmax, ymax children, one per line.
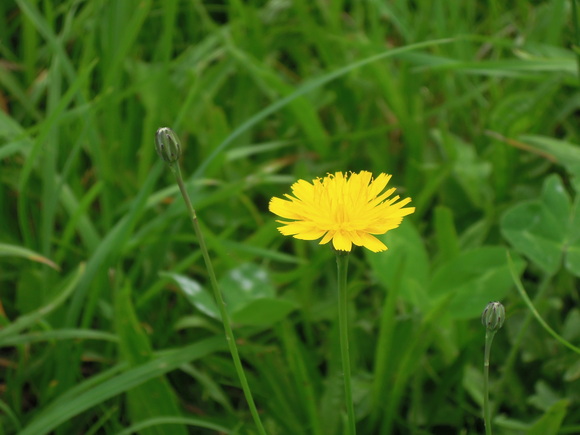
<box><xmin>269</xmin><ymin>171</ymin><xmax>415</xmax><ymax>252</ymax></box>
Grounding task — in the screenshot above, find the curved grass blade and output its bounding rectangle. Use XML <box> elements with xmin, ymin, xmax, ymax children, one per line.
<box><xmin>0</xmin><ymin>263</ymin><xmax>84</xmax><ymax>344</ymax></box>
<box><xmin>0</xmin><ymin>243</ymin><xmax>60</xmax><ymax>271</ymax></box>
<box><xmin>0</xmin><ymin>329</ymin><xmax>117</xmax><ymax>347</ymax></box>
<box><xmin>115</xmin><ymin>416</ymin><xmax>232</xmax><ymax>435</ymax></box>
<box><xmin>507</xmin><ymin>251</ymin><xmax>580</xmax><ymax>354</ymax></box>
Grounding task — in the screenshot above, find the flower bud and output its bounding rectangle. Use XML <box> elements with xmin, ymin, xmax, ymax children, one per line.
<box><xmin>155</xmin><ymin>127</ymin><xmax>181</xmax><ymax>164</ymax></box>
<box><xmin>481</xmin><ymin>301</ymin><xmax>505</xmax><ymax>332</ymax></box>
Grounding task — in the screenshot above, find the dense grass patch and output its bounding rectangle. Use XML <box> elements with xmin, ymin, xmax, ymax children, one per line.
<box><xmin>2</xmin><ymin>1</ymin><xmax>580</xmax><ymax>434</ymax></box>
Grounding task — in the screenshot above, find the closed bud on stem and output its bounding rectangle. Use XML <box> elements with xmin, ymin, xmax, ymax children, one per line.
<box><xmin>155</xmin><ymin>127</ymin><xmax>181</xmax><ymax>165</ymax></box>
<box><xmin>482</xmin><ymin>301</ymin><xmax>505</xmax><ymax>332</ymax></box>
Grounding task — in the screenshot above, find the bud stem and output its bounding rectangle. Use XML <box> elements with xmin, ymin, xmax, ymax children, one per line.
<box><xmin>483</xmin><ymin>328</ymin><xmax>497</xmax><ymax>435</ymax></box>
<box><xmin>159</xmin><ymin>129</ymin><xmax>267</xmax><ymax>435</ymax></box>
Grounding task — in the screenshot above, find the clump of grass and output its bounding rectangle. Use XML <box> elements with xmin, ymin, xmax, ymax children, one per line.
<box><xmin>2</xmin><ymin>1</ymin><xmax>580</xmax><ymax>434</ymax></box>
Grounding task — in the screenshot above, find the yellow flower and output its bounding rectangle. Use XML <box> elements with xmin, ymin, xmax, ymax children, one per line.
<box><xmin>269</xmin><ymin>171</ymin><xmax>415</xmax><ymax>252</ymax></box>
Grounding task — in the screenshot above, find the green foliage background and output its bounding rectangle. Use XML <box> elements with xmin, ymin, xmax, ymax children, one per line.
<box><xmin>2</xmin><ymin>0</ymin><xmax>580</xmax><ymax>434</ymax></box>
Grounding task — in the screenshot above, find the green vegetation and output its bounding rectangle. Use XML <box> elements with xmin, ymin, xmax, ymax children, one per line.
<box><xmin>2</xmin><ymin>0</ymin><xmax>580</xmax><ymax>433</ymax></box>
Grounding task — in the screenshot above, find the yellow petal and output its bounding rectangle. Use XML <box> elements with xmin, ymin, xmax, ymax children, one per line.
<box><xmin>269</xmin><ymin>197</ymin><xmax>301</xmax><ymax>219</ymax></box>
<box><xmin>319</xmin><ymin>230</ymin><xmax>335</xmax><ymax>245</ymax></box>
<box><xmin>332</xmin><ymin>231</ymin><xmax>352</xmax><ymax>252</ymax></box>
<box><xmin>358</xmin><ymin>233</ymin><xmax>388</xmax><ymax>252</ymax></box>
<box><xmin>293</xmin><ymin>229</ymin><xmax>327</xmax><ymax>240</ymax></box>
<box><xmin>278</xmin><ymin>221</ymin><xmax>317</xmax><ymax>236</ymax></box>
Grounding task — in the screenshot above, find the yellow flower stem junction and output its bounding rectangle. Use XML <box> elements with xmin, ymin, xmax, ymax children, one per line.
<box><xmin>336</xmin><ymin>251</ymin><xmax>356</xmax><ymax>434</ymax></box>
<box><xmin>156</xmin><ymin>128</ymin><xmax>267</xmax><ymax>435</ymax></box>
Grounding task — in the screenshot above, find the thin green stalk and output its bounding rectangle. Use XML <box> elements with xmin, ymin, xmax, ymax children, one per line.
<box><xmin>155</xmin><ymin>127</ymin><xmax>267</xmax><ymax>435</ymax></box>
<box><xmin>481</xmin><ymin>301</ymin><xmax>505</xmax><ymax>435</ymax></box>
<box><xmin>508</xmin><ymin>254</ymin><xmax>580</xmax><ymax>354</ymax></box>
<box><xmin>173</xmin><ymin>167</ymin><xmax>267</xmax><ymax>435</ymax></box>
<box><xmin>336</xmin><ymin>252</ymin><xmax>356</xmax><ymax>435</ymax></box>
<box><xmin>483</xmin><ymin>329</ymin><xmax>497</xmax><ymax>435</ymax></box>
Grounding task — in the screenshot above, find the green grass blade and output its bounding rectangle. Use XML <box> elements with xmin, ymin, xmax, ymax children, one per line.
<box><xmin>0</xmin><ymin>329</ymin><xmax>118</xmax><ymax>347</ymax></box>
<box><xmin>193</xmin><ymin>38</ymin><xmax>454</xmax><ymax>179</ymax></box>
<box><xmin>507</xmin><ymin>252</ymin><xmax>580</xmax><ymax>354</ymax></box>
<box><xmin>0</xmin><ymin>263</ymin><xmax>84</xmax><ymax>344</ymax></box>
<box><xmin>115</xmin><ymin>416</ymin><xmax>233</xmax><ymax>435</ymax></box>
<box><xmin>18</xmin><ymin>336</ymin><xmax>227</xmax><ymax>435</ymax></box>
<box><xmin>65</xmin><ymin>163</ymin><xmax>164</xmax><ymax>328</ymax></box>
<box><xmin>114</xmin><ymin>282</ymin><xmax>187</xmax><ymax>435</ymax></box>
<box><xmin>0</xmin><ymin>399</ymin><xmax>22</xmax><ymax>433</ymax></box>
<box><xmin>0</xmin><ymin>243</ymin><xmax>60</xmax><ymax>270</ymax></box>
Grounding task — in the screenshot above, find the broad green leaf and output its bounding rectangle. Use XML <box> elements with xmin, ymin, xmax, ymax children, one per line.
<box><xmin>162</xmin><ymin>272</ymin><xmax>219</xmax><ymax>319</ymax></box>
<box><xmin>527</xmin><ymin>399</ymin><xmax>569</xmax><ymax>435</ymax></box>
<box><xmin>231</xmin><ymin>298</ymin><xmax>297</xmax><ymax>326</ymax></box>
<box><xmin>438</xmin><ymin>132</ymin><xmax>491</xmax><ymax>208</ymax></box>
<box><xmin>430</xmin><ymin>246</ymin><xmax>525</xmax><ymax>319</ymax></box>
<box><xmin>167</xmin><ymin>263</ymin><xmax>295</xmax><ymax>326</ymax></box>
<box><xmin>366</xmin><ymin>220</ymin><xmax>430</xmax><ymax>309</ymax></box>
<box><xmin>220</xmin><ymin>263</ymin><xmax>275</xmax><ymax>312</ymax></box>
<box><xmin>501</xmin><ymin>174</ymin><xmax>580</xmax><ymax>276</ymax></box>
<box><xmin>564</xmin><ymin>359</ymin><xmax>580</xmax><ymax>382</ymax></box>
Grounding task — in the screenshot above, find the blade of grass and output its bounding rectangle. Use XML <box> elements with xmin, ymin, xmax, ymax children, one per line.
<box><xmin>280</xmin><ymin>321</ymin><xmax>323</xmax><ymax>435</ymax></box>
<box><xmin>16</xmin><ymin>58</ymin><xmax>97</xmax><ymax>252</ymax></box>
<box><xmin>224</xmin><ymin>38</ymin><xmax>330</xmax><ymax>156</ymax></box>
<box><xmin>53</xmin><ymin>164</ymin><xmax>162</xmax><ymax>402</ymax></box>
<box><xmin>114</xmin><ymin>281</ymin><xmax>187</xmax><ymax>435</ymax></box>
<box><xmin>0</xmin><ymin>243</ymin><xmax>60</xmax><ymax>271</ymax></box>
<box><xmin>193</xmin><ymin>38</ymin><xmax>454</xmax><ymax>180</ymax></box>
<box><xmin>369</xmin><ymin>255</ymin><xmax>405</xmax><ymax>430</ymax></box>
<box><xmin>507</xmin><ymin>252</ymin><xmax>580</xmax><ymax>354</ymax></box>
<box><xmin>0</xmin><ymin>263</ymin><xmax>84</xmax><ymax>344</ymax></box>
<box><xmin>0</xmin><ymin>329</ymin><xmax>118</xmax><ymax>347</ymax></box>
<box><xmin>115</xmin><ymin>416</ymin><xmax>233</xmax><ymax>435</ymax></box>
<box><xmin>65</xmin><ymin>163</ymin><xmax>163</xmax><ymax>329</ymax></box>
<box><xmin>18</xmin><ymin>336</ymin><xmax>227</xmax><ymax>435</ymax></box>
<box><xmin>380</xmin><ymin>293</ymin><xmax>454</xmax><ymax>434</ymax></box>
<box><xmin>54</xmin><ymin>181</ymin><xmax>103</xmax><ymax>264</ymax></box>
<box><xmin>0</xmin><ymin>399</ymin><xmax>22</xmax><ymax>433</ymax></box>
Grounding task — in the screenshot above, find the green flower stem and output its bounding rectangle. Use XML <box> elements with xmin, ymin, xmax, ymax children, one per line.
<box><xmin>171</xmin><ymin>164</ymin><xmax>267</xmax><ymax>435</ymax></box>
<box><xmin>336</xmin><ymin>252</ymin><xmax>356</xmax><ymax>435</ymax></box>
<box><xmin>483</xmin><ymin>329</ymin><xmax>497</xmax><ymax>435</ymax></box>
